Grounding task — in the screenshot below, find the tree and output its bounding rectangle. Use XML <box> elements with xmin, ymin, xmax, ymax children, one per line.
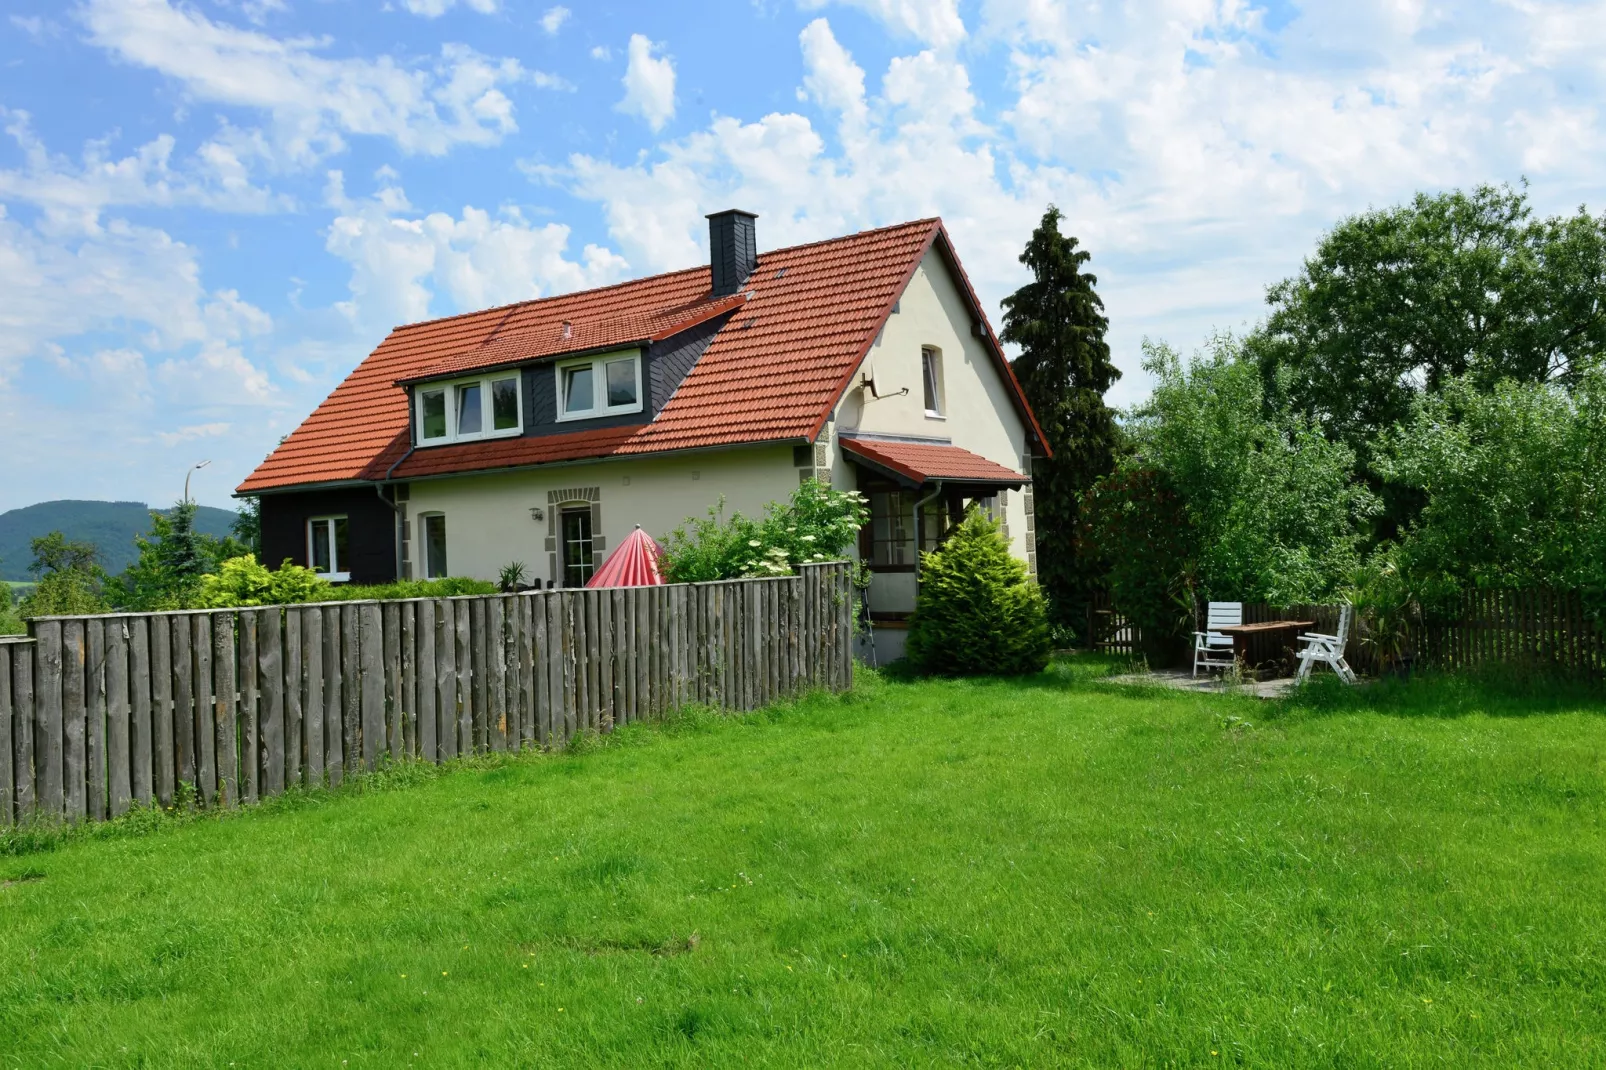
<box><xmin>1248</xmin><ymin>183</ymin><xmax>1606</xmax><ymax>534</ymax></box>
<box><xmin>906</xmin><ymin>508</ymin><xmax>1051</xmax><ymax>676</ymax></box>
<box><xmin>232</xmin><ymin>498</ymin><xmax>262</xmax><ymax>558</ymax></box>
<box><xmin>1124</xmin><ymin>338</ymin><xmax>1376</xmax><ymax>606</ymax></box>
<box><xmin>1000</xmin><ymin>206</ymin><xmax>1123</xmax><ymax>637</ymax></box>
<box><xmin>1378</xmin><ymin>371</ymin><xmax>1606</xmax><ymax>611</ymax></box>
<box><xmin>20</xmin><ymin>532</ymin><xmax>107</xmax><ymax>617</ymax></box>
<box><xmin>108</xmin><ymin>501</ymin><xmax>251</xmax><ymax>610</ymax></box>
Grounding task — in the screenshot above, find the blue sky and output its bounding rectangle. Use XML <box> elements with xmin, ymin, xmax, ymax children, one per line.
<box><xmin>1</xmin><ymin>0</ymin><xmax>1602</xmax><ymax>513</ymax></box>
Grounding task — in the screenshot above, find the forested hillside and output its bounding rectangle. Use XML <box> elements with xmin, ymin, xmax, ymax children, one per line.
<box><xmin>0</xmin><ymin>501</ymin><xmax>238</xmax><ymax>580</ymax></box>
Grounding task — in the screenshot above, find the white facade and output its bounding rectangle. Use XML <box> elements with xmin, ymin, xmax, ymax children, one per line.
<box><xmin>393</xmin><ymin>244</ymin><xmax>1035</xmax><ymax>669</ymax></box>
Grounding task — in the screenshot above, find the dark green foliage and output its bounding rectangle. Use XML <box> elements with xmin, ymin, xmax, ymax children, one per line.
<box><xmin>1249</xmin><ymin>183</ymin><xmax>1606</xmax><ymax>538</ymax></box>
<box><xmin>663</xmin><ymin>480</ymin><xmax>867</xmax><ymax>582</ymax></box>
<box><xmin>1080</xmin><ymin>465</ymin><xmax>1197</xmax><ymax>653</ymax></box>
<box><xmin>1000</xmin><ymin>206</ymin><xmax>1122</xmax><ymax>635</ymax></box>
<box><xmin>0</xmin><ymin>583</ymin><xmax>24</xmax><ymax>636</ymax></box>
<box><xmin>0</xmin><ymin>500</ymin><xmax>236</xmax><ymax>581</ymax></box>
<box><xmin>1377</xmin><ymin>372</ymin><xmax>1606</xmax><ymax>612</ymax></box>
<box><xmin>906</xmin><ymin>508</ymin><xmax>1051</xmax><ymax>675</ymax></box>
<box><xmin>325</xmin><ymin>576</ymin><xmax>499</xmax><ymax>601</ymax></box>
<box><xmin>231</xmin><ymin>497</ymin><xmax>262</xmax><ymax>558</ymax></box>
<box><xmin>19</xmin><ymin>532</ymin><xmax>108</xmax><ymax>618</ymax></box>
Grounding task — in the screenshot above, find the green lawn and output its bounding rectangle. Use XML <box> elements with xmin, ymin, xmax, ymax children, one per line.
<box><xmin>3</xmin><ymin>661</ymin><xmax>1605</xmax><ymax>1067</ymax></box>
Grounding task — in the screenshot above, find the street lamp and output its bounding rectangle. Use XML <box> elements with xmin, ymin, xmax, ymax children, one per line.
<box><xmin>184</xmin><ymin>460</ymin><xmax>211</xmax><ymax>504</ymax></box>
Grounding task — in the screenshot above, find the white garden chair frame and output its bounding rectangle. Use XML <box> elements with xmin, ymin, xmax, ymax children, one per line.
<box><xmin>1295</xmin><ymin>603</ymin><xmax>1357</xmax><ymax>684</ymax></box>
<box><xmin>1193</xmin><ymin>601</ymin><xmax>1242</xmax><ymax>677</ymax></box>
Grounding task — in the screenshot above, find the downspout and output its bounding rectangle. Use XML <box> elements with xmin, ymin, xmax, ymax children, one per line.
<box><xmin>376</xmin><ymin>444</ymin><xmax>417</xmax><ymax>581</ymax></box>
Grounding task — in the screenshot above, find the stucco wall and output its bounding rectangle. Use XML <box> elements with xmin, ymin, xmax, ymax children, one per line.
<box><xmin>824</xmin><ymin>247</ymin><xmax>1034</xmax><ymax>564</ymax></box>
<box><xmin>403</xmin><ymin>444</ymin><xmax>800</xmax><ymax>585</ymax></box>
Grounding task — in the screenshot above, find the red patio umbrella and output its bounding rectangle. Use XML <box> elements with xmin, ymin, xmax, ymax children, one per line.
<box><xmin>585</xmin><ymin>525</ymin><xmax>667</xmax><ymax>588</ymax></box>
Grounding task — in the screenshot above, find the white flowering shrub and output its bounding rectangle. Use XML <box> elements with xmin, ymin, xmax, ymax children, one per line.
<box><xmin>662</xmin><ymin>480</ymin><xmax>869</xmax><ymax>582</ymax></box>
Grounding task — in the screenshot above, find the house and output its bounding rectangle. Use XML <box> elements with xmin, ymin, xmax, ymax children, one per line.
<box><xmin>237</xmin><ymin>211</ymin><xmax>1050</xmax><ymax>660</ymax></box>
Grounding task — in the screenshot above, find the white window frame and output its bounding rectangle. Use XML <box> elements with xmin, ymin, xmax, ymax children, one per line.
<box><xmin>306</xmin><ymin>515</ymin><xmax>350</xmax><ymax>583</ymax></box>
<box><xmin>921</xmin><ymin>346</ymin><xmax>946</xmax><ymax>419</ymax></box>
<box><xmin>415</xmin><ymin>372</ymin><xmax>523</xmax><ymax>447</ymax></box>
<box><xmin>554</xmin><ymin>349</ymin><xmax>644</xmax><ymax>422</ymax></box>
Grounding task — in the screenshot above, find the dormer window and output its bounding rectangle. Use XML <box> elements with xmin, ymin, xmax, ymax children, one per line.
<box><xmin>557</xmin><ymin>349</ymin><xmax>643</xmax><ymax>421</ymax></box>
<box><xmin>416</xmin><ymin>373</ymin><xmax>522</xmax><ymax>446</ymax></box>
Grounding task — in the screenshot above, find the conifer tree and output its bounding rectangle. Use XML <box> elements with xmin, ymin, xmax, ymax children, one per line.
<box><xmin>1000</xmin><ymin>206</ymin><xmax>1122</xmax><ymax>636</ymax></box>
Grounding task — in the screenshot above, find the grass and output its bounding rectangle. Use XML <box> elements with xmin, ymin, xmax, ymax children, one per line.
<box><xmin>2</xmin><ymin>659</ymin><xmax>1605</xmax><ymax>1067</ymax></box>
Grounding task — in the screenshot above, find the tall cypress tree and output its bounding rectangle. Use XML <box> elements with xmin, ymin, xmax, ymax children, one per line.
<box><xmin>1000</xmin><ymin>206</ymin><xmax>1121</xmax><ymax>636</ymax></box>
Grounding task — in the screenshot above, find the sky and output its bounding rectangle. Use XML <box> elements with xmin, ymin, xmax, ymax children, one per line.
<box><xmin>1</xmin><ymin>0</ymin><xmax>1603</xmax><ymax>514</ymax></box>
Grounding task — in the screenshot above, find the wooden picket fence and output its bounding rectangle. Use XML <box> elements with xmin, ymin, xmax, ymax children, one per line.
<box><xmin>0</xmin><ymin>562</ymin><xmax>853</xmax><ymax>827</ymax></box>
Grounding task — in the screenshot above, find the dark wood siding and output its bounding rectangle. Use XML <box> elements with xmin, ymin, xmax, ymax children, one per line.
<box><xmin>261</xmin><ymin>487</ymin><xmax>398</xmax><ymax>585</ymax></box>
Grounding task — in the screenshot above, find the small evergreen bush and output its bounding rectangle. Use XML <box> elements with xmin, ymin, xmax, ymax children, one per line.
<box><xmin>906</xmin><ymin>508</ymin><xmax>1052</xmax><ymax>676</ymax></box>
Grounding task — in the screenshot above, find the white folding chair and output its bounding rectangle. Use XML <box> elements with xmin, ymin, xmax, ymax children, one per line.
<box><xmin>1295</xmin><ymin>603</ymin><xmax>1357</xmax><ymax>684</ymax></box>
<box><xmin>1193</xmin><ymin>601</ymin><xmax>1241</xmax><ymax>677</ymax></box>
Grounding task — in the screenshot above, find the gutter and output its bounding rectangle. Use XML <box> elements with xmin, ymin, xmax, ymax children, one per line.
<box><xmin>376</xmin><ymin>444</ymin><xmax>417</xmax><ymax>580</ymax></box>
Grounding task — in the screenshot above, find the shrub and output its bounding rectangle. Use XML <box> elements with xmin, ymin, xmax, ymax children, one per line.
<box><xmin>19</xmin><ymin>532</ymin><xmax>108</xmax><ymax>618</ymax></box>
<box><xmin>0</xmin><ymin>584</ymin><xmax>25</xmax><ymax>636</ymax></box>
<box><xmin>326</xmin><ymin>577</ymin><xmax>498</xmax><ymax>601</ymax></box>
<box><xmin>663</xmin><ymin>479</ymin><xmax>868</xmax><ymax>583</ymax></box>
<box><xmin>906</xmin><ymin>508</ymin><xmax>1052</xmax><ymax>676</ymax></box>
<box><xmin>196</xmin><ymin>556</ymin><xmax>331</xmax><ymax>607</ymax></box>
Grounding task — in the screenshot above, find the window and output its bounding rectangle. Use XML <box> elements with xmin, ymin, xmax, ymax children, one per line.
<box><xmin>556</xmin><ymin>350</ymin><xmax>642</xmax><ymax>421</ymax></box>
<box><xmin>921</xmin><ymin>347</ymin><xmax>944</xmax><ymax>418</ymax></box>
<box><xmin>416</xmin><ymin>373</ymin><xmax>522</xmax><ymax>445</ymax></box>
<box><xmin>307</xmin><ymin>516</ymin><xmax>350</xmax><ymax>582</ymax></box>
<box><xmin>421</xmin><ymin>514</ymin><xmax>448</xmax><ymax>579</ymax></box>
<box><xmin>561</xmin><ymin>507</ymin><xmax>596</xmax><ymax>586</ymax></box>
<box><xmin>868</xmin><ymin>491</ymin><xmax>916</xmax><ymax>567</ymax></box>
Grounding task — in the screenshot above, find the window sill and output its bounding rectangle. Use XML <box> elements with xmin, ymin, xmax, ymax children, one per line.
<box><xmin>416</xmin><ymin>427</ymin><xmax>523</xmax><ymax>448</ymax></box>
<box><xmin>317</xmin><ymin>571</ymin><xmax>351</xmax><ymax>583</ymax></box>
<box><xmin>555</xmin><ymin>405</ymin><xmax>643</xmax><ymax>423</ymax></box>
<box><xmin>923</xmin><ymin>411</ymin><xmax>946</xmax><ymax>420</ymax></box>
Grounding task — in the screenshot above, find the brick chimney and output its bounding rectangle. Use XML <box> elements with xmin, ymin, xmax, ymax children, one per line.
<box><xmin>706</xmin><ymin>209</ymin><xmax>758</xmax><ymax>297</ymax></box>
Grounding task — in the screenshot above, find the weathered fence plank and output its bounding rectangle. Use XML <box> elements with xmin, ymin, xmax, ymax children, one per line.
<box><xmin>86</xmin><ymin>621</ymin><xmax>107</xmax><ymax>821</ymax></box>
<box><xmin>385</xmin><ymin>602</ymin><xmax>403</xmax><ymax>761</ymax></box>
<box><xmin>106</xmin><ymin>621</ymin><xmax>131</xmax><ymax>818</ymax></box>
<box><xmin>437</xmin><ymin>599</ymin><xmax>459</xmax><ymax>761</ymax></box>
<box><xmin>239</xmin><ymin>611</ymin><xmax>258</xmax><ymax>805</ymax></box>
<box><xmin>12</xmin><ymin>641</ymin><xmax>35</xmax><ymax>818</ymax></box>
<box><xmin>63</xmin><ymin>620</ymin><xmax>88</xmax><ymax>821</ymax></box>
<box><xmin>416</xmin><ymin>599</ymin><xmax>437</xmax><ymax>762</ymax></box>
<box><xmin>303</xmin><ymin>607</ymin><xmax>325</xmax><ymax>787</ymax></box>
<box><xmin>260</xmin><ymin>609</ymin><xmax>285</xmax><ymax>796</ymax></box>
<box><xmin>192</xmin><ymin>614</ymin><xmax>216</xmax><ymax>808</ymax></box>
<box><xmin>324</xmin><ymin>605</ymin><xmax>343</xmax><ymax>787</ymax></box>
<box><xmin>0</xmin><ymin>645</ymin><xmax>14</xmax><ymax>825</ymax></box>
<box><xmin>213</xmin><ymin>612</ymin><xmax>238</xmax><ymax>808</ymax></box>
<box><xmin>360</xmin><ymin>603</ymin><xmax>384</xmax><ymax>771</ymax></box>
<box><xmin>284</xmin><ymin>607</ymin><xmax>302</xmax><ymax>789</ymax></box>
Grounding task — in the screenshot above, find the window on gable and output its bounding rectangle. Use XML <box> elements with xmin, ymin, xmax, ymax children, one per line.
<box><xmin>557</xmin><ymin>350</ymin><xmax>643</xmax><ymax>421</ymax></box>
<box><xmin>415</xmin><ymin>373</ymin><xmax>521</xmax><ymax>446</ymax></box>
<box><xmin>307</xmin><ymin>516</ymin><xmax>350</xmax><ymax>582</ymax></box>
<box><xmin>922</xmin><ymin>347</ymin><xmax>945</xmax><ymax>418</ymax></box>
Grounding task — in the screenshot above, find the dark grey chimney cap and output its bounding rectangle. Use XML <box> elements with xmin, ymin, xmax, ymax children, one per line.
<box><xmin>707</xmin><ymin>209</ymin><xmax>758</xmax><ymax>298</ymax></box>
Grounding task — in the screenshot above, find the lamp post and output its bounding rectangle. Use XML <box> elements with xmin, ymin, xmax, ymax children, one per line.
<box><xmin>184</xmin><ymin>460</ymin><xmax>211</xmax><ymax>504</ymax></box>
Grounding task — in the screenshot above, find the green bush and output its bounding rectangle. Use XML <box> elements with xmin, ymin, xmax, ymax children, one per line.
<box><xmin>326</xmin><ymin>576</ymin><xmax>497</xmax><ymax>601</ymax></box>
<box><xmin>19</xmin><ymin>532</ymin><xmax>108</xmax><ymax>618</ymax></box>
<box><xmin>906</xmin><ymin>508</ymin><xmax>1052</xmax><ymax>676</ymax></box>
<box><xmin>0</xmin><ymin>584</ymin><xmax>25</xmax><ymax>636</ymax></box>
<box><xmin>196</xmin><ymin>556</ymin><xmax>331</xmax><ymax>607</ymax></box>
<box><xmin>663</xmin><ymin>479</ymin><xmax>868</xmax><ymax>583</ymax></box>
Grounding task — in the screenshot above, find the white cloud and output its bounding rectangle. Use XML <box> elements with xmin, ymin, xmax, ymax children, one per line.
<box><xmin>401</xmin><ymin>0</ymin><xmax>499</xmax><ymax>16</ymax></box>
<box><xmin>799</xmin><ymin>19</ymin><xmax>867</xmax><ymax>128</ymax></box>
<box><xmin>541</xmin><ymin>6</ymin><xmax>571</xmax><ymax>34</ymax></box>
<box><xmin>79</xmin><ymin>0</ymin><xmax>527</xmax><ymax>165</ymax></box>
<box><xmin>154</xmin><ymin>422</ymin><xmax>233</xmax><ymax>447</ymax></box>
<box><xmin>617</xmin><ymin>34</ymin><xmax>676</xmax><ymax>132</ymax></box>
<box><xmin>799</xmin><ymin>0</ymin><xmax>965</xmax><ymax>49</ymax></box>
<box><xmin>550</xmin><ymin>4</ymin><xmax>1606</xmax><ymax>408</ymax></box>
<box><xmin>323</xmin><ymin>173</ymin><xmax>628</xmax><ymax>335</ymax></box>
<box><xmin>0</xmin><ymin>109</ymin><xmax>289</xmax><ymax>229</ymax></box>
<box><xmin>590</xmin><ymin>45</ymin><xmax>611</xmax><ymax>61</ymax></box>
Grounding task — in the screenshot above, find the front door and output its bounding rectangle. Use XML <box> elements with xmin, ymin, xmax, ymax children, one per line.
<box><xmin>560</xmin><ymin>507</ymin><xmax>596</xmax><ymax>587</ymax></box>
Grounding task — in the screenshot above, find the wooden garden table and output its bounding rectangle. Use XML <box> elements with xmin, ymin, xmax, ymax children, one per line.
<box><xmin>1214</xmin><ymin>620</ymin><xmax>1315</xmax><ymax>676</ymax></box>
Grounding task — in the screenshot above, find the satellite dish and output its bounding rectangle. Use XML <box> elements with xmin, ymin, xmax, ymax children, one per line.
<box><xmin>861</xmin><ymin>367</ymin><xmax>883</xmax><ymax>397</ymax></box>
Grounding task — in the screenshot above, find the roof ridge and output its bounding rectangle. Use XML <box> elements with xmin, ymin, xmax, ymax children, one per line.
<box><xmin>385</xmin><ymin>217</ymin><xmax>943</xmax><ymax>337</ymax></box>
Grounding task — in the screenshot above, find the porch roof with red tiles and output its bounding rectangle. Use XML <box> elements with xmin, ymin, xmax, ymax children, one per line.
<box><xmin>839</xmin><ymin>437</ymin><xmax>1027</xmax><ymax>487</ymax></box>
<box><xmin>238</xmin><ymin>218</ymin><xmax>1046</xmax><ymax>494</ymax></box>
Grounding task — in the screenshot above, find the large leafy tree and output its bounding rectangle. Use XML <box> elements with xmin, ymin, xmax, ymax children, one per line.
<box><xmin>108</xmin><ymin>501</ymin><xmax>250</xmax><ymax>610</ymax></box>
<box><xmin>1248</xmin><ymin>183</ymin><xmax>1606</xmax><ymax>533</ymax></box>
<box><xmin>1000</xmin><ymin>205</ymin><xmax>1122</xmax><ymax>635</ymax></box>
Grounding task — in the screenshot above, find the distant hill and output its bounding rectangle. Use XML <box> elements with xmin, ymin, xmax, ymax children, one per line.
<box><xmin>0</xmin><ymin>500</ymin><xmax>240</xmax><ymax>581</ymax></box>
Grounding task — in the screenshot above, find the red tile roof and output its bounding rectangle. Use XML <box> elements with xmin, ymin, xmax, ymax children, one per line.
<box><xmin>840</xmin><ymin>438</ymin><xmax>1027</xmax><ymax>487</ymax></box>
<box><xmin>238</xmin><ymin>218</ymin><xmax>1045</xmax><ymax>494</ymax></box>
